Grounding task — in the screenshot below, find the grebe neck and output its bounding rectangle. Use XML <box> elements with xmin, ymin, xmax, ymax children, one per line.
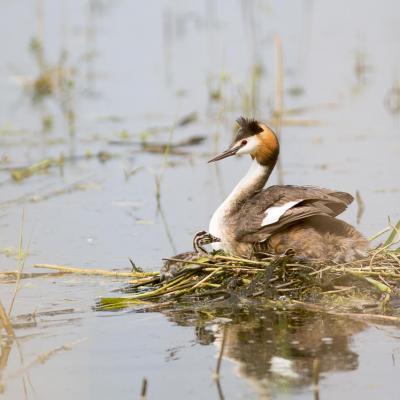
<box><xmin>209</xmin><ymin>159</ymin><xmax>274</xmax><ymax>243</ymax></box>
<box><xmin>221</xmin><ymin>159</ymin><xmax>273</xmax><ymax>214</ymax></box>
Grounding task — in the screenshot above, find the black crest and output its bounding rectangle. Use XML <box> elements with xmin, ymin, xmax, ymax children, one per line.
<box><xmin>234</xmin><ymin>117</ymin><xmax>263</xmax><ymax>142</ymax></box>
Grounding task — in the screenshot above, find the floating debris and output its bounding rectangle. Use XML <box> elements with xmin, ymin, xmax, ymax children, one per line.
<box><xmin>0</xmin><ymin>179</ymin><xmax>101</xmax><ymax>208</ymax></box>
<box><xmin>176</xmin><ymin>111</ymin><xmax>197</xmax><ymax>127</ymax></box>
<box><xmin>9</xmin><ymin>151</ymin><xmax>114</xmax><ymax>182</ymax></box>
<box><xmin>109</xmin><ymin>135</ymin><xmax>206</xmax><ymax>152</ymax></box>
<box><xmin>11</xmin><ymin>159</ymin><xmax>53</xmax><ymax>182</ymax></box>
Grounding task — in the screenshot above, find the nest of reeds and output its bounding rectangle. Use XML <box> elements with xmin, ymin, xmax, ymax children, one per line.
<box><xmin>99</xmin><ymin>224</ymin><xmax>400</xmax><ymax>315</ymax></box>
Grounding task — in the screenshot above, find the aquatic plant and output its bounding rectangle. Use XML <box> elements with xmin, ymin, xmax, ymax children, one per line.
<box><xmin>92</xmin><ymin>221</ymin><xmax>400</xmax><ymax>319</ymax></box>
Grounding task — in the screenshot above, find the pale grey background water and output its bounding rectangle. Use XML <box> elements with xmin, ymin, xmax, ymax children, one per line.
<box><xmin>1</xmin><ymin>1</ymin><xmax>400</xmax><ymax>399</ymax></box>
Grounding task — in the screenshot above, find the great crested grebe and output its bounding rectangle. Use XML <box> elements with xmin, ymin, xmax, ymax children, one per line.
<box><xmin>207</xmin><ymin>117</ymin><xmax>368</xmax><ymax>262</ymax></box>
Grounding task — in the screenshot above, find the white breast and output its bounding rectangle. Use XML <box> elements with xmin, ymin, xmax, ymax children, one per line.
<box><xmin>209</xmin><ymin>207</ymin><xmax>225</xmax><ymax>250</ymax></box>
<box><xmin>261</xmin><ymin>200</ymin><xmax>302</xmax><ymax>226</ymax></box>
<box><xmin>208</xmin><ymin>160</ymin><xmax>271</xmax><ymax>250</ymax></box>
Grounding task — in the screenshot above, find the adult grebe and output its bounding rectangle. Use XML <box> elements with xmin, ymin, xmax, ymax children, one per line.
<box><xmin>208</xmin><ymin>117</ymin><xmax>368</xmax><ymax>262</ymax></box>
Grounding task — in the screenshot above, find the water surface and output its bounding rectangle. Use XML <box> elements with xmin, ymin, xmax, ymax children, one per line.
<box><xmin>1</xmin><ymin>1</ymin><xmax>400</xmax><ymax>399</ymax></box>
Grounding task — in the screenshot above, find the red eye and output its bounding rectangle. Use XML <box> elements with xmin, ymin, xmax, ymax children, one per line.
<box><xmin>241</xmin><ymin>140</ymin><xmax>247</xmax><ymax>146</ymax></box>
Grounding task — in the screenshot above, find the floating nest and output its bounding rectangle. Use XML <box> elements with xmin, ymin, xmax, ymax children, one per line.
<box><xmin>99</xmin><ymin>223</ymin><xmax>400</xmax><ymax>318</ymax></box>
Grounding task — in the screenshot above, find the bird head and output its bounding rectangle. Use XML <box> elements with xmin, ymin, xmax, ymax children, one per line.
<box><xmin>208</xmin><ymin>117</ymin><xmax>279</xmax><ymax>166</ymax></box>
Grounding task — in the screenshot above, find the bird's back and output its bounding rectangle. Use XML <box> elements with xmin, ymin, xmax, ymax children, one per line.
<box><xmin>231</xmin><ymin>185</ymin><xmax>354</xmax><ymax>244</ymax></box>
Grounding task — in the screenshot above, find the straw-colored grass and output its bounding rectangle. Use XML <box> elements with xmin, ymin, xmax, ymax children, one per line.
<box><xmin>33</xmin><ymin>221</ymin><xmax>400</xmax><ymax>321</ymax></box>
<box><xmin>97</xmin><ymin>245</ymin><xmax>400</xmax><ymax>312</ymax></box>
<box><xmin>96</xmin><ymin>218</ymin><xmax>400</xmax><ymax>320</ymax></box>
<box><xmin>33</xmin><ymin>263</ymin><xmax>157</xmax><ymax>278</ymax></box>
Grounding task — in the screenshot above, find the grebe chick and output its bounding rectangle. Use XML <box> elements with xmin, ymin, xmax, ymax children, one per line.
<box><xmin>208</xmin><ymin>117</ymin><xmax>368</xmax><ymax>262</ymax></box>
<box><xmin>160</xmin><ymin>231</ymin><xmax>220</xmax><ymax>281</ymax></box>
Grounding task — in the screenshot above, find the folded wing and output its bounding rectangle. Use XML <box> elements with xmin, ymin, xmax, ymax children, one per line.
<box><xmin>232</xmin><ymin>185</ymin><xmax>353</xmax><ymax>243</ymax></box>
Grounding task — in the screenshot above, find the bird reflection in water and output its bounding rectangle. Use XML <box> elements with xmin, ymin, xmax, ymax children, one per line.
<box><xmin>163</xmin><ymin>306</ymin><xmax>366</xmax><ymax>398</ymax></box>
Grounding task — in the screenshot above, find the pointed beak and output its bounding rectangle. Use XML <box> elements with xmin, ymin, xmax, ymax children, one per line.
<box><xmin>208</xmin><ymin>144</ymin><xmax>241</xmax><ymax>163</ymax></box>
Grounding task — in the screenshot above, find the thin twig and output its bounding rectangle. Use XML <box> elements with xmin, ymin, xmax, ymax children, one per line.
<box><xmin>140</xmin><ymin>377</ymin><xmax>148</xmax><ymax>399</ymax></box>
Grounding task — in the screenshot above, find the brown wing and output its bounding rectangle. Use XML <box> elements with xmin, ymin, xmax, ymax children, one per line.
<box><xmin>232</xmin><ymin>185</ymin><xmax>353</xmax><ymax>243</ymax></box>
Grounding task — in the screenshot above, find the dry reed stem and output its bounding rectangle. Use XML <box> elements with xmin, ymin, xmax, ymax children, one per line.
<box><xmin>99</xmin><ymin>244</ymin><xmax>400</xmax><ymax>311</ymax></box>
<box><xmin>213</xmin><ymin>254</ymin><xmax>270</xmax><ymax>265</ymax></box>
<box><xmin>0</xmin><ymin>271</ymin><xmax>66</xmax><ymax>280</ymax></box>
<box><xmin>0</xmin><ymin>300</ymin><xmax>15</xmax><ymax>338</ymax></box>
<box><xmin>273</xmin><ymin>34</ymin><xmax>284</xmax><ymax>185</ymax></box>
<box><xmin>8</xmin><ymin>209</ymin><xmax>28</xmax><ymax>316</ymax></box>
<box><xmin>268</xmin><ymin>117</ymin><xmax>322</xmax><ymax>127</ymax></box>
<box><xmin>274</xmin><ymin>35</ymin><xmax>284</xmax><ymax>117</ymax></box>
<box><xmin>34</xmin><ymin>264</ymin><xmax>157</xmax><ymax>278</ymax></box>
<box><xmin>0</xmin><ymin>338</ymin><xmax>14</xmax><ymax>374</ymax></box>
<box><xmin>192</xmin><ymin>268</ymin><xmax>223</xmax><ymax>289</ymax></box>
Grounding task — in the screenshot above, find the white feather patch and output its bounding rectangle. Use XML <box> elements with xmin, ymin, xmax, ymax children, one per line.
<box><xmin>236</xmin><ymin>135</ymin><xmax>259</xmax><ymax>155</ymax></box>
<box><xmin>261</xmin><ymin>200</ymin><xmax>302</xmax><ymax>226</ymax></box>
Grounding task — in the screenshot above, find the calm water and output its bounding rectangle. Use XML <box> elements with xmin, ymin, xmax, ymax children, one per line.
<box><xmin>1</xmin><ymin>1</ymin><xmax>400</xmax><ymax>399</ymax></box>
